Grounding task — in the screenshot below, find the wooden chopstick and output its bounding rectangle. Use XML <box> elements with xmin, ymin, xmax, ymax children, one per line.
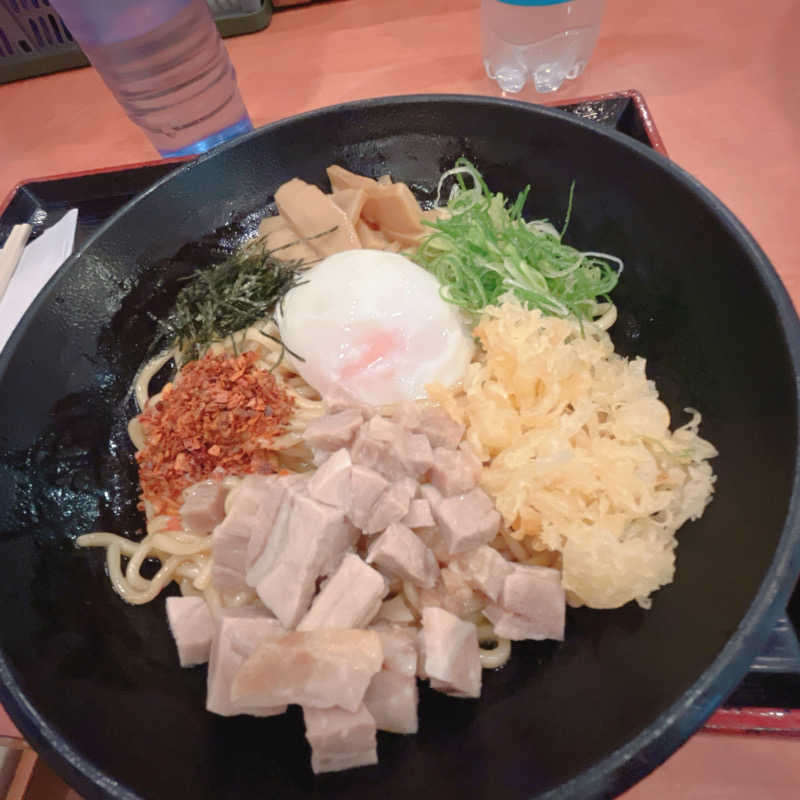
<box><xmin>0</xmin><ymin>224</ymin><xmax>33</xmax><ymax>302</ymax></box>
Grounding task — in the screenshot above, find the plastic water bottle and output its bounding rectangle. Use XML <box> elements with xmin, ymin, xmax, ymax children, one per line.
<box><xmin>50</xmin><ymin>0</ymin><xmax>253</xmax><ymax>157</ymax></box>
<box><xmin>481</xmin><ymin>0</ymin><xmax>605</xmax><ymax>94</ymax></box>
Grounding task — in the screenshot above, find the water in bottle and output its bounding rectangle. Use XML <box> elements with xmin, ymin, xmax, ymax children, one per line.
<box><xmin>481</xmin><ymin>0</ymin><xmax>605</xmax><ymax>94</ymax></box>
<box><xmin>51</xmin><ymin>0</ymin><xmax>253</xmax><ymax>157</ymax></box>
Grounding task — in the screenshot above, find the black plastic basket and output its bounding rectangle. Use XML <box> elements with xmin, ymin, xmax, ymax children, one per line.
<box><xmin>0</xmin><ymin>0</ymin><xmax>272</xmax><ymax>85</ymax></box>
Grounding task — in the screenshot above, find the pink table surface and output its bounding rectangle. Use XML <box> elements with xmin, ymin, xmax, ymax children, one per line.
<box><xmin>1</xmin><ymin>0</ymin><xmax>799</xmax><ymax>796</ymax></box>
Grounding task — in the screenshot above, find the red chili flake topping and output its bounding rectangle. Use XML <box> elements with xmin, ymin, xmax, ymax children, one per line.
<box><xmin>135</xmin><ymin>350</ymin><xmax>294</xmax><ymax>515</ymax></box>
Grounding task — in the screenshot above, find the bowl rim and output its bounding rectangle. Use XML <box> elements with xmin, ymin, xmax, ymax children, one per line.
<box><xmin>1</xmin><ymin>93</ymin><xmax>799</xmax><ymax>800</ymax></box>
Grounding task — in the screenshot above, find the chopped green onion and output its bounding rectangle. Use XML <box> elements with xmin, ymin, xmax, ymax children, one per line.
<box><xmin>414</xmin><ymin>157</ymin><xmax>622</xmax><ymax>321</ymax></box>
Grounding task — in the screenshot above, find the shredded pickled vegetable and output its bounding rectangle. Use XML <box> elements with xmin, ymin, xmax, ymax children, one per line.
<box><xmin>429</xmin><ymin>297</ymin><xmax>718</xmax><ymax>609</ymax></box>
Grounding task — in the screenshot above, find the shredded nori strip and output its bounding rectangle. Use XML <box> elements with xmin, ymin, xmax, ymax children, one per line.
<box><xmin>151</xmin><ymin>246</ymin><xmax>305</xmax><ymax>361</ymax></box>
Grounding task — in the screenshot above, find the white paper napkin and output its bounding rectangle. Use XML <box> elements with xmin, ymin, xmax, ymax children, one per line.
<box><xmin>0</xmin><ymin>209</ymin><xmax>78</xmax><ymax>355</ymax></box>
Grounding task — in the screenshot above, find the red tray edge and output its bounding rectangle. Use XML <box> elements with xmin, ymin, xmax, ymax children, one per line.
<box><xmin>540</xmin><ymin>88</ymin><xmax>668</xmax><ymax>156</ymax></box>
<box><xmin>705</xmin><ymin>707</ymin><xmax>800</xmax><ymax>736</ymax></box>
<box><xmin>0</xmin><ymin>155</ymin><xmax>189</xmax><ymax>221</ymax></box>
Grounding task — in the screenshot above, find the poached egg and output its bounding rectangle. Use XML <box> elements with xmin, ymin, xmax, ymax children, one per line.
<box><xmin>277</xmin><ymin>249</ymin><xmax>474</xmax><ymax>406</ymax></box>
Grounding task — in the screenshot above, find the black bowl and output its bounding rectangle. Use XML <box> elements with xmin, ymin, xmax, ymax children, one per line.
<box><xmin>1</xmin><ymin>95</ymin><xmax>799</xmax><ymax>800</ymax></box>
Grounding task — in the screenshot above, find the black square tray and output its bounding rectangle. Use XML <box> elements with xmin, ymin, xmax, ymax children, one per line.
<box><xmin>2</xmin><ymin>91</ymin><xmax>797</xmax><ymax>713</ymax></box>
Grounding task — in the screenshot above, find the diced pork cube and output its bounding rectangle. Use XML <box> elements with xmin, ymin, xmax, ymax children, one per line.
<box><xmin>449</xmin><ymin>546</ymin><xmax>513</xmax><ymax>602</ymax></box>
<box><xmin>320</xmin><ymin>385</ymin><xmax>374</xmax><ymax>416</ymax></box>
<box><xmin>210</xmin><ymin>564</ymin><xmax>250</xmax><ymax>596</ymax></box>
<box><xmin>389</xmin><ymin>402</ymin><xmax>424</xmax><ymax>431</ymax></box>
<box><xmin>418</xmin><ymin>567</ymin><xmax>485</xmax><ymax>619</ymax></box>
<box><xmin>484</xmin><ymin>564</ymin><xmax>565</xmax><ymax>641</ymax></box>
<box><xmin>374</xmin><ymin>595</ymin><xmax>417</xmax><ymax>625</ymax></box>
<box><xmin>213</xmin><ymin>534</ymin><xmax>248</xmax><ymax>572</ymax></box>
<box><xmin>408</xmin><ymin>489</ymin><xmax>446</xmax><ymax>561</ymax></box>
<box><xmin>416</xmin><ymin>628</ymin><xmax>428</xmax><ymax>679</ymax></box>
<box><xmin>458</xmin><ymin>440</ymin><xmax>484</xmax><ymax>477</ymax></box>
<box><xmin>359</xmin><ymin>415</ymin><xmax>402</xmax><ymax>445</ymax></box>
<box><xmin>369</xmin><ymin>623</ymin><xmax>418</xmax><ymax>677</ymax></box>
<box><xmin>391</xmin><ymin>403</ymin><xmax>464</xmax><ymax>449</ymax></box>
<box><xmin>429</xmin><ymin>447</ymin><xmax>480</xmax><ymax>497</ymax></box>
<box><xmin>206</xmin><ymin>608</ymin><xmax>287</xmax><ymax>717</ymax></box>
<box><xmin>401</xmin><ymin>498</ymin><xmax>435</xmax><ymax>531</ymax></box>
<box><xmin>245</xmin><ymin>492</ymin><xmax>291</xmax><ymax>587</ymax></box>
<box><xmin>211</xmin><ymin>553</ymin><xmax>250</xmax><ymax>596</ymax></box>
<box><xmin>297</xmin><ymin>554</ymin><xmax>387</xmax><ymax>631</ymax></box>
<box><xmin>400</xmin><ymin>432</ymin><xmax>434</xmax><ymax>480</ymax></box>
<box><xmin>180</xmin><ymin>480</ymin><xmax>227</xmax><ymax>534</ymax></box>
<box><xmin>253</xmin><ymin>495</ymin><xmax>356</xmax><ymax>629</ymax></box>
<box><xmin>212</xmin><ymin>475</ymin><xmax>280</xmax><ymax>593</ymax></box>
<box><xmin>367</xmin><ymin>522</ymin><xmax>440</xmax><ymax>589</ymax></box>
<box><xmin>166</xmin><ymin>596</ymin><xmax>214</xmax><ymax>667</ymax></box>
<box><xmin>231</xmin><ymin>629</ymin><xmax>383</xmax><ymax>712</ymax></box>
<box><xmin>417</xmin><ymin>408</ymin><xmax>464</xmax><ymax>449</ymax></box>
<box><xmin>418</xmin><ymin>483</ymin><xmax>442</xmax><ymax>506</ymax></box>
<box><xmin>363</xmin><ymin>671</ymin><xmax>418</xmax><ymax>735</ymax></box>
<box><xmin>421</xmin><ymin>607</ymin><xmax>481</xmax><ymax>699</ymax></box>
<box><xmin>415</xmin><ymin>525</ymin><xmax>451</xmax><ymax>563</ymax></box>
<box><xmin>351</xmin><ymin>416</ymin><xmax>433</xmax><ymax>481</ymax></box>
<box><xmin>350</xmin><ymin>418</ymin><xmax>407</xmax><ymax>480</ymax></box>
<box><xmin>283</xmin><ymin>472</ymin><xmax>312</xmax><ymax>490</ymax></box>
<box><xmin>303</xmin><ymin>408</ymin><xmax>364</xmax><ymax>451</ymax></box>
<box><xmin>363</xmin><ymin>477</ymin><xmax>417</xmax><ymax>534</ymax></box>
<box><xmin>429</xmin><ymin>487</ymin><xmax>501</xmax><ymax>555</ymax></box>
<box><xmin>215</xmin><ymin>475</ymin><xmax>280</xmax><ymax>542</ymax></box>
<box><xmin>502</xmin><ymin>564</ymin><xmax>562</xmax><ymax>614</ymax></box>
<box><xmin>319</xmin><ymin>529</ymin><xmax>359</xmax><ymax>579</ymax></box>
<box><xmin>482</xmin><ymin>604</ymin><xmax>554</xmax><ymax>641</ymax></box>
<box><xmin>308</xmin><ymin>448</ymin><xmax>352</xmax><ymax>508</ymax></box>
<box><xmin>211</xmin><ymin>511</ymin><xmax>255</xmax><ymax>591</ymax></box>
<box><xmin>303</xmin><ymin>705</ymin><xmax>378</xmax><ymax>774</ymax></box>
<box><xmin>245</xmin><ymin>477</ymin><xmax>288</xmax><ymax>567</ymax></box>
<box><xmin>313</xmin><ymin>449</ymin><xmax>331</xmax><ymax>467</ymax></box>
<box><xmin>347</xmin><ymin>464</ymin><xmax>389</xmax><ymax>529</ymax></box>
